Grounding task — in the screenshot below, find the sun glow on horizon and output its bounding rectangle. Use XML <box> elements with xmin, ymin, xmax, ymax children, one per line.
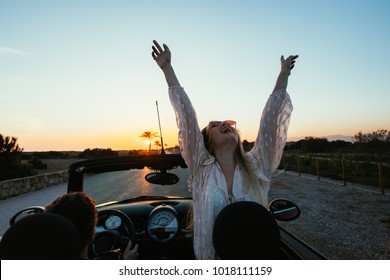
<box><xmin>1</xmin><ymin>1</ymin><xmax>389</xmax><ymax>152</ymax></box>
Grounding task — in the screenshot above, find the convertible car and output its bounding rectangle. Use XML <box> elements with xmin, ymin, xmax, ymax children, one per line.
<box><xmin>10</xmin><ymin>154</ymin><xmax>327</xmax><ymax>260</ymax></box>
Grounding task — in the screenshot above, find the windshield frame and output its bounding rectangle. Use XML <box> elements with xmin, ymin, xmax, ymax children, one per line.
<box><xmin>67</xmin><ymin>154</ymin><xmax>187</xmax><ymax>193</ymax></box>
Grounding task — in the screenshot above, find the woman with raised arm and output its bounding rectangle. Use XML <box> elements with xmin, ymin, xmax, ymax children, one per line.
<box><xmin>152</xmin><ymin>40</ymin><xmax>298</xmax><ymax>259</ymax></box>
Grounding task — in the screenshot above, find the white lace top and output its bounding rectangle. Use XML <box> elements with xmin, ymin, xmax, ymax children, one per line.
<box><xmin>168</xmin><ymin>86</ymin><xmax>293</xmax><ymax>259</ymax></box>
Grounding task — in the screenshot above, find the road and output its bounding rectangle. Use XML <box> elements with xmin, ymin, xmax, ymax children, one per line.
<box><xmin>0</xmin><ymin>182</ymin><xmax>68</xmax><ymax>236</ymax></box>
<box><xmin>0</xmin><ymin>168</ymin><xmax>191</xmax><ymax>236</ymax></box>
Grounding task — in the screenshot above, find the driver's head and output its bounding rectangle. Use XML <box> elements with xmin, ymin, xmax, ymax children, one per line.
<box><xmin>212</xmin><ymin>201</ymin><xmax>281</xmax><ymax>259</ymax></box>
<box><xmin>45</xmin><ymin>192</ymin><xmax>97</xmax><ymax>250</ymax></box>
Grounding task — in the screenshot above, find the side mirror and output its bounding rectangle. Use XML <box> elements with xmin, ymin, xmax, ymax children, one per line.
<box><xmin>145</xmin><ymin>172</ymin><xmax>179</xmax><ymax>185</ymax></box>
<box><xmin>268</xmin><ymin>199</ymin><xmax>301</xmax><ymax>221</ymax></box>
<box><xmin>9</xmin><ymin>206</ymin><xmax>45</xmax><ymax>226</ymax></box>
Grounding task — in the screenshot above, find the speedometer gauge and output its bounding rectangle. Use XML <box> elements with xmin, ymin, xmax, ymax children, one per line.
<box><xmin>147</xmin><ymin>205</ymin><xmax>179</xmax><ymax>243</ymax></box>
<box><xmin>105</xmin><ymin>215</ymin><xmax>122</xmax><ymax>230</ymax></box>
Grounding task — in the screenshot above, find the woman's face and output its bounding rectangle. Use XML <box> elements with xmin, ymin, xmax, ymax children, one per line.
<box><xmin>207</xmin><ymin>121</ymin><xmax>239</xmax><ymax>151</ymax></box>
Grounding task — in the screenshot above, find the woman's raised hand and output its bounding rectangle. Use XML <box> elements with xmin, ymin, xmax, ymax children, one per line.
<box><xmin>280</xmin><ymin>55</ymin><xmax>299</xmax><ymax>76</ymax></box>
<box><xmin>272</xmin><ymin>54</ymin><xmax>299</xmax><ymax>92</ymax></box>
<box><xmin>151</xmin><ymin>40</ymin><xmax>180</xmax><ymax>87</ymax></box>
<box><xmin>152</xmin><ymin>40</ymin><xmax>171</xmax><ymax>69</ymax></box>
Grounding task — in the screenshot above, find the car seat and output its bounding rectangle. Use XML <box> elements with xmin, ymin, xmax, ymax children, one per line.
<box><xmin>0</xmin><ymin>213</ymin><xmax>82</xmax><ymax>260</ymax></box>
<box><xmin>212</xmin><ymin>201</ymin><xmax>281</xmax><ymax>259</ymax></box>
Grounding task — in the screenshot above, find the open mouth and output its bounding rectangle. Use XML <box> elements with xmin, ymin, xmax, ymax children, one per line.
<box><xmin>220</xmin><ymin>126</ymin><xmax>233</xmax><ymax>134</ymax></box>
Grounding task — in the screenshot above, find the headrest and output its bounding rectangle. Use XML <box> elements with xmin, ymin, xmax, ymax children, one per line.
<box><xmin>0</xmin><ymin>213</ymin><xmax>81</xmax><ymax>260</ymax></box>
<box><xmin>212</xmin><ymin>201</ymin><xmax>281</xmax><ymax>259</ymax></box>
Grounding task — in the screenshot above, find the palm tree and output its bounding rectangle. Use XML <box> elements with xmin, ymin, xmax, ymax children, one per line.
<box><xmin>154</xmin><ymin>140</ymin><xmax>161</xmax><ymax>149</ymax></box>
<box><xmin>139</xmin><ymin>131</ymin><xmax>159</xmax><ymax>153</ymax></box>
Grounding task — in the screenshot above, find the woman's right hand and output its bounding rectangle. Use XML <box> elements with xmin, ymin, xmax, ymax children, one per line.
<box><xmin>151</xmin><ymin>40</ymin><xmax>180</xmax><ymax>87</ymax></box>
<box><xmin>122</xmin><ymin>240</ymin><xmax>139</xmax><ymax>260</ymax></box>
<box><xmin>152</xmin><ymin>40</ymin><xmax>171</xmax><ymax>69</ymax></box>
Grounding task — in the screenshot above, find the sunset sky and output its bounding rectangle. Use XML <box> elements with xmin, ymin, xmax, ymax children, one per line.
<box><xmin>1</xmin><ymin>0</ymin><xmax>389</xmax><ymax>151</ymax></box>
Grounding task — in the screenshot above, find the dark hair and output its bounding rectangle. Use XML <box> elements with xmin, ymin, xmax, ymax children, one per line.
<box><xmin>45</xmin><ymin>192</ymin><xmax>97</xmax><ymax>248</ymax></box>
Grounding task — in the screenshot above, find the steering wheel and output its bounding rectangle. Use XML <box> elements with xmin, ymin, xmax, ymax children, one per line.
<box><xmin>9</xmin><ymin>206</ymin><xmax>45</xmax><ymax>226</ymax></box>
<box><xmin>92</xmin><ymin>209</ymin><xmax>136</xmax><ymax>259</ymax></box>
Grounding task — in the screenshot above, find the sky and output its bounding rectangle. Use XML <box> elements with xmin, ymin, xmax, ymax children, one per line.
<box><xmin>1</xmin><ymin>0</ymin><xmax>389</xmax><ymax>151</ymax></box>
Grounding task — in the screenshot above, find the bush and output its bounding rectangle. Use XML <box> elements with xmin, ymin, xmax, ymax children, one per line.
<box><xmin>28</xmin><ymin>156</ymin><xmax>48</xmax><ymax>170</ymax></box>
<box><xmin>78</xmin><ymin>148</ymin><xmax>119</xmax><ymax>158</ymax></box>
<box><xmin>0</xmin><ymin>134</ymin><xmax>36</xmax><ymax>181</ymax></box>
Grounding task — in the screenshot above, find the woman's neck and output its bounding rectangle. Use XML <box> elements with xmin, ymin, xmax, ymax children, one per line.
<box><xmin>215</xmin><ymin>150</ymin><xmax>236</xmax><ymax>196</ymax></box>
<box><xmin>214</xmin><ymin>149</ymin><xmax>235</xmax><ymax>168</ymax></box>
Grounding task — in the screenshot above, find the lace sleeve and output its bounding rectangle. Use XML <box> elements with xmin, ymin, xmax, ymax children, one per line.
<box><xmin>168</xmin><ymin>86</ymin><xmax>209</xmax><ymax>173</ymax></box>
<box><xmin>248</xmin><ymin>89</ymin><xmax>293</xmax><ymax>178</ymax></box>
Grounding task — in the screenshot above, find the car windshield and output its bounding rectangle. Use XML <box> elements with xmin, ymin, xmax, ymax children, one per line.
<box><xmin>83</xmin><ymin>167</ymin><xmax>191</xmax><ymax>205</ymax></box>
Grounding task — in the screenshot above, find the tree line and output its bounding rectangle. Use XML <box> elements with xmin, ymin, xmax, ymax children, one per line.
<box><xmin>1</xmin><ymin>129</ymin><xmax>389</xmax><ymax>181</ymax></box>
<box><xmin>0</xmin><ymin>133</ymin><xmax>120</xmax><ymax>181</ymax></box>
<box><xmin>285</xmin><ymin>130</ymin><xmax>390</xmax><ymax>154</ymax></box>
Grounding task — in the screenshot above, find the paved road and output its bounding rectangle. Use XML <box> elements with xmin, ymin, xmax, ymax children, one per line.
<box><xmin>0</xmin><ymin>168</ymin><xmax>191</xmax><ymax>236</ymax></box>
<box><xmin>0</xmin><ymin>182</ymin><xmax>68</xmax><ymax>236</ymax></box>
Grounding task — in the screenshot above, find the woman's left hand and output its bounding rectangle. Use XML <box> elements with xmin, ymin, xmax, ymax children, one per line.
<box><xmin>280</xmin><ymin>55</ymin><xmax>299</xmax><ymax>75</ymax></box>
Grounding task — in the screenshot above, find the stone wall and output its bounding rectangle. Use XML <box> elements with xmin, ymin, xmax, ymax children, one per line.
<box><xmin>0</xmin><ymin>171</ymin><xmax>68</xmax><ymax>200</ymax></box>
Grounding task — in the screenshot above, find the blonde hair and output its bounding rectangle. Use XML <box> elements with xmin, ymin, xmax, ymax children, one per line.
<box><xmin>202</xmin><ymin>126</ymin><xmax>267</xmax><ymax>206</ymax></box>
<box><xmin>233</xmin><ymin>135</ymin><xmax>268</xmax><ymax>206</ymax></box>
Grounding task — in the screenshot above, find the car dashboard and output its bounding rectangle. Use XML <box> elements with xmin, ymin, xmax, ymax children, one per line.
<box><xmin>94</xmin><ymin>197</ymin><xmax>195</xmax><ymax>260</ymax></box>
